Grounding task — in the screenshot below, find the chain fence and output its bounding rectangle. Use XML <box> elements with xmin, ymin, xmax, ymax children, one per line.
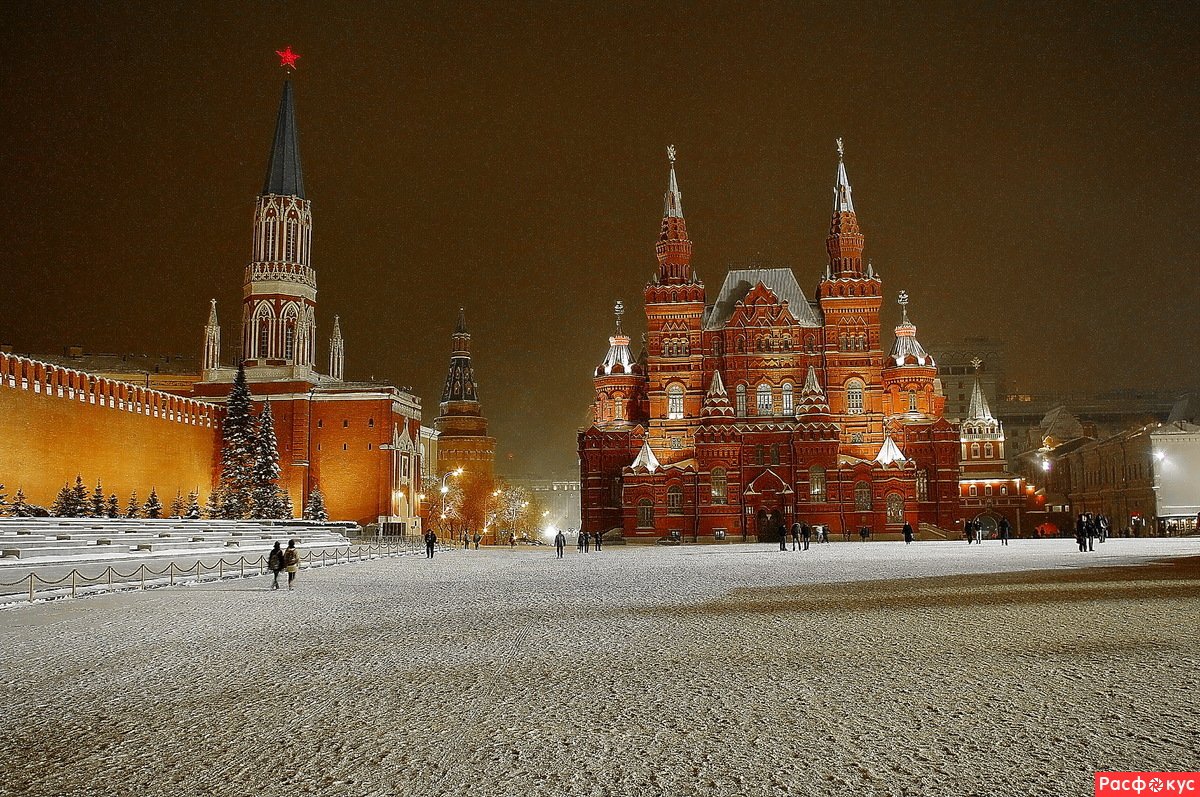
<box><xmin>0</xmin><ymin>536</ymin><xmax>446</xmax><ymax>605</ymax></box>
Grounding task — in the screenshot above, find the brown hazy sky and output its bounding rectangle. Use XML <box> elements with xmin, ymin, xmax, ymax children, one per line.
<box><xmin>1</xmin><ymin>2</ymin><xmax>1197</xmax><ymax>476</ymax></box>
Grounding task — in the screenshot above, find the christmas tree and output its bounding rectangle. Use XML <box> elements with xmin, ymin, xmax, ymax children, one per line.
<box><xmin>217</xmin><ymin>362</ymin><xmax>257</xmax><ymax>519</ymax></box>
<box><xmin>0</xmin><ymin>483</ymin><xmax>7</xmax><ymax>517</ymax></box>
<box><xmin>304</xmin><ymin>487</ymin><xmax>329</xmax><ymax>522</ymax></box>
<box><xmin>106</xmin><ymin>493</ymin><xmax>120</xmax><ymax>518</ymax></box>
<box><xmin>50</xmin><ymin>484</ymin><xmax>73</xmax><ymax>517</ymax></box>
<box><xmin>126</xmin><ymin>490</ymin><xmax>141</xmax><ymax>519</ymax></box>
<box><xmin>144</xmin><ymin>488</ymin><xmax>163</xmax><ymax>519</ymax></box>
<box><xmin>250</xmin><ymin>401</ymin><xmax>285</xmax><ymax>519</ymax></box>
<box><xmin>204</xmin><ymin>488</ymin><xmax>223</xmax><ymax>519</ymax></box>
<box><xmin>169</xmin><ymin>491</ymin><xmax>185</xmax><ymax>518</ymax></box>
<box><xmin>185</xmin><ymin>490</ymin><xmax>201</xmax><ymax>519</ymax></box>
<box><xmin>70</xmin><ymin>475</ymin><xmax>89</xmax><ymax>517</ymax></box>
<box><xmin>91</xmin><ymin>480</ymin><xmax>106</xmax><ymax>519</ymax></box>
<box><xmin>11</xmin><ymin>488</ymin><xmax>33</xmax><ymax>518</ymax></box>
<box><xmin>276</xmin><ymin>487</ymin><xmax>294</xmax><ymax>519</ymax></box>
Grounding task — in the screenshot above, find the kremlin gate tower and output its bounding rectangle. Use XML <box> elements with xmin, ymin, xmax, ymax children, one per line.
<box><xmin>193</xmin><ymin>79</ymin><xmax>423</xmax><ymax>529</ymax></box>
<box><xmin>578</xmin><ymin>144</ymin><xmax>962</xmax><ymax>542</ymax></box>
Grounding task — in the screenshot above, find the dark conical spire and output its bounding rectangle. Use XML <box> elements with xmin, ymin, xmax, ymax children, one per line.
<box><xmin>262</xmin><ymin>80</ymin><xmax>305</xmax><ymax>198</ymax></box>
<box><xmin>442</xmin><ymin>309</ymin><xmax>478</xmax><ymax>403</ymax></box>
<box><xmin>454</xmin><ymin>307</ymin><xmax>468</xmax><ymax>335</ymax></box>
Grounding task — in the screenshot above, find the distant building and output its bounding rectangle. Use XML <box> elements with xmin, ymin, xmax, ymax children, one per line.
<box><xmin>927</xmin><ymin>337</ymin><xmax>1006</xmax><ymax>421</ymax></box>
<box><xmin>21</xmin><ymin>346</ymin><xmax>203</xmax><ymax>395</ymax></box>
<box><xmin>509</xmin><ymin>477</ymin><xmax>582</xmax><ymax>532</ymax></box>
<box><xmin>433</xmin><ymin>309</ymin><xmax>496</xmax><ymax>481</ymax></box>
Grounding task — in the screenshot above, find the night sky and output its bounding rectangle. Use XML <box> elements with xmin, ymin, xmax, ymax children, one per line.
<box><xmin>2</xmin><ymin>2</ymin><xmax>1197</xmax><ymax>476</ymax></box>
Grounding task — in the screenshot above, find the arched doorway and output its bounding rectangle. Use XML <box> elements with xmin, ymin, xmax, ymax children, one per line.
<box><xmin>755</xmin><ymin>507</ymin><xmax>785</xmax><ymax>543</ymax></box>
<box><xmin>973</xmin><ymin>512</ymin><xmax>999</xmax><ymax>539</ymax></box>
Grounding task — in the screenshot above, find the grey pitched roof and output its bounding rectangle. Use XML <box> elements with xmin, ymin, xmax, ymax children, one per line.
<box><xmin>262</xmin><ymin>80</ymin><xmax>306</xmax><ymax>198</ymax></box>
<box><xmin>704</xmin><ymin>268</ymin><xmax>821</xmax><ymax>330</ymax></box>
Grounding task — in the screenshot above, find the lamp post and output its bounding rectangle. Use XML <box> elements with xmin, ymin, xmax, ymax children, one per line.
<box><xmin>438</xmin><ymin>468</ymin><xmax>464</xmax><ymax>538</ymax></box>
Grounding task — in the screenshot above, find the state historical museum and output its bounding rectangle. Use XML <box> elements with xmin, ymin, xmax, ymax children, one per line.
<box><xmin>578</xmin><ymin>146</ymin><xmax>962</xmax><ymax>542</ymax></box>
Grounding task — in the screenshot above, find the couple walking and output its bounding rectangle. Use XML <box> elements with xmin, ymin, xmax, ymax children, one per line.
<box><xmin>267</xmin><ymin>540</ymin><xmax>300</xmax><ymax>590</ymax></box>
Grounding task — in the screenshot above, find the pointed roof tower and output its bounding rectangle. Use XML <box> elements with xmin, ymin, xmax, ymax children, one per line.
<box><xmin>441</xmin><ymin>308</ymin><xmax>479</xmax><ymax>403</ymax></box>
<box><xmin>262</xmin><ymin>80</ymin><xmax>305</xmax><ymax>198</ymax></box>
<box><xmin>826</xmin><ymin>138</ymin><xmax>866</xmax><ymax>278</ymax></box>
<box><xmin>701</xmin><ymin>371</ymin><xmax>735</xmax><ymax>417</ymax></box>
<box><xmin>597</xmin><ymin>301</ymin><xmax>636</xmax><ymax>375</ymax></box>
<box><xmin>796</xmin><ymin>366</ymin><xmax>831</xmax><ymax>415</ymax></box>
<box><xmin>655</xmin><ymin>145</ymin><xmax>695</xmax><ymax>284</ymax></box>
<box><xmin>888</xmin><ymin>291</ymin><xmax>934</xmax><ymax>367</ymax></box>
<box><xmin>874</xmin><ymin>435</ymin><xmax>908</xmax><ymax>465</ymax></box>
<box><xmin>966</xmin><ymin>358</ymin><xmax>995</xmax><ymax>422</ymax></box>
<box><xmin>630</xmin><ymin>440</ymin><xmax>661</xmax><ymax>473</ymax></box>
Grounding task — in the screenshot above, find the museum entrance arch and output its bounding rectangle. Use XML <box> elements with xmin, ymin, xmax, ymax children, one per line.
<box><xmin>754</xmin><ymin>507</ymin><xmax>785</xmax><ymax>543</ymax></box>
<box><xmin>973</xmin><ymin>512</ymin><xmax>1000</xmax><ymax>539</ymax></box>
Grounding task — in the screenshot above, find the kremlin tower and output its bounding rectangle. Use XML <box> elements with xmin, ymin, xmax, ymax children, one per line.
<box><xmin>433</xmin><ymin>309</ymin><xmax>496</xmax><ymax>481</ymax></box>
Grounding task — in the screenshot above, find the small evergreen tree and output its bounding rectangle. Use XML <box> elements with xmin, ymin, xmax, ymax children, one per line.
<box><xmin>144</xmin><ymin>488</ymin><xmax>163</xmax><ymax>519</ymax></box>
<box><xmin>217</xmin><ymin>363</ymin><xmax>257</xmax><ymax>519</ymax></box>
<box><xmin>204</xmin><ymin>488</ymin><xmax>223</xmax><ymax>519</ymax></box>
<box><xmin>169</xmin><ymin>491</ymin><xmax>185</xmax><ymax>518</ymax></box>
<box><xmin>70</xmin><ymin>475</ymin><xmax>89</xmax><ymax>517</ymax></box>
<box><xmin>125</xmin><ymin>490</ymin><xmax>141</xmax><ymax>519</ymax></box>
<box><xmin>276</xmin><ymin>487</ymin><xmax>294</xmax><ymax>519</ymax></box>
<box><xmin>91</xmin><ymin>480</ymin><xmax>106</xmax><ymax>519</ymax></box>
<box><xmin>250</xmin><ymin>401</ymin><xmax>285</xmax><ymax>519</ymax></box>
<box><xmin>106</xmin><ymin>493</ymin><xmax>120</xmax><ymax>518</ymax></box>
<box><xmin>50</xmin><ymin>484</ymin><xmax>73</xmax><ymax>517</ymax></box>
<box><xmin>304</xmin><ymin>488</ymin><xmax>329</xmax><ymax>522</ymax></box>
<box><xmin>11</xmin><ymin>488</ymin><xmax>33</xmax><ymax>518</ymax></box>
<box><xmin>185</xmin><ymin>490</ymin><xmax>201</xmax><ymax>519</ymax></box>
<box><xmin>0</xmin><ymin>483</ymin><xmax>7</xmax><ymax>517</ymax></box>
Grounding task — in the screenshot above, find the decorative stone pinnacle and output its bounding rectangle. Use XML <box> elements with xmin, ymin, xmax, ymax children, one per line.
<box><xmin>667</xmin><ymin>144</ymin><xmax>676</xmax><ymax>164</ymax></box>
<box><xmin>614</xmin><ymin>300</ymin><xmax>624</xmax><ymax>334</ymax></box>
<box><xmin>898</xmin><ymin>290</ymin><xmax>909</xmax><ymax>323</ymax></box>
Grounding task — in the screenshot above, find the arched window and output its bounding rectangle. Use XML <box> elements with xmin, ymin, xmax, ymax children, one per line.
<box><xmin>710</xmin><ymin>468</ymin><xmax>727</xmax><ymax>504</ymax></box>
<box><xmin>985</xmin><ymin>484</ymin><xmax>993</xmax><ymax>496</ymax></box>
<box><xmin>257</xmin><ymin>318</ymin><xmax>270</xmax><ymax>358</ymax></box>
<box><xmin>984</xmin><ymin>442</ymin><xmax>994</xmax><ymax>459</ymax></box>
<box><xmin>969</xmin><ymin>484</ymin><xmax>978</xmax><ymax>497</ymax></box>
<box><xmin>756</xmin><ymin>384</ymin><xmax>773</xmax><ymax>415</ymax></box>
<box><xmin>809</xmin><ymin>466</ymin><xmax>826</xmax><ymax>500</ymax></box>
<box><xmin>916</xmin><ymin>470</ymin><xmax>929</xmax><ymax>501</ymax></box>
<box><xmin>770</xmin><ymin>444</ymin><xmax>780</xmax><ymax>466</ymax></box>
<box><xmin>1001</xmin><ymin>485</ymin><xmax>1009</xmax><ymax>496</ymax></box>
<box><xmin>637</xmin><ymin>499</ymin><xmax>654</xmax><ymax>528</ymax></box>
<box><xmin>908</xmin><ymin>390</ymin><xmax>918</xmax><ymax>413</ymax></box>
<box><xmin>262</xmin><ymin>213</ymin><xmax>277</xmax><ymax>261</ymax></box>
<box><xmin>782</xmin><ymin>383</ymin><xmax>794</xmax><ymax>415</ymax></box>
<box><xmin>971</xmin><ymin>443</ymin><xmax>981</xmax><ymax>459</ymax></box>
<box><xmin>284</xmin><ymin>321</ymin><xmax>296</xmax><ymax>361</ymax></box>
<box><xmin>667</xmin><ymin>385</ymin><xmax>684</xmax><ymax>420</ymax></box>
<box><xmin>854</xmin><ymin>481</ymin><xmax>871</xmax><ymax>511</ymax></box>
<box><xmin>735</xmin><ymin>384</ymin><xmax>747</xmax><ymax>416</ymax></box>
<box><xmin>610</xmin><ymin>476</ymin><xmax>622</xmax><ymax>507</ymax></box>
<box><xmin>846</xmin><ymin>380</ymin><xmax>864</xmax><ymax>414</ymax></box>
<box><xmin>667</xmin><ymin>485</ymin><xmax>683</xmax><ymax>515</ymax></box>
<box><xmin>755</xmin><ymin>445</ymin><xmax>764</xmax><ymax>466</ymax></box>
<box><xmin>886</xmin><ymin>493</ymin><xmax>904</xmax><ymax>523</ymax></box>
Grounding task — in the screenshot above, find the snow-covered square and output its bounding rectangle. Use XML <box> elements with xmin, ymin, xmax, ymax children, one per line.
<box><xmin>2</xmin><ymin>539</ymin><xmax>1198</xmax><ymax>797</ymax></box>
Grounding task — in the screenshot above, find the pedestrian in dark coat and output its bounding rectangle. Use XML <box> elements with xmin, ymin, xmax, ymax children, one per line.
<box><xmin>576</xmin><ymin>530</ymin><xmax>585</xmax><ymax>552</ymax></box>
<box><xmin>801</xmin><ymin>523</ymin><xmax>811</xmax><ymax>551</ymax></box>
<box><xmin>998</xmin><ymin>518</ymin><xmax>1011</xmax><ymax>546</ymax></box>
<box><xmin>1075</xmin><ymin>515</ymin><xmax>1087</xmax><ymax>552</ymax></box>
<box><xmin>424</xmin><ymin>530</ymin><xmax>437</xmax><ymax>559</ymax></box>
<box><xmin>268</xmin><ymin>541</ymin><xmax>285</xmax><ymax>589</ymax></box>
<box><xmin>790</xmin><ymin>522</ymin><xmax>801</xmax><ymax>551</ymax></box>
<box><xmin>859</xmin><ymin>526</ymin><xmax>869</xmax><ymax>543</ymax></box>
<box><xmin>593</xmin><ymin>531</ymin><xmax>602</xmax><ymax>552</ymax></box>
<box><xmin>554</xmin><ymin>529</ymin><xmax>566</xmax><ymax>559</ymax></box>
<box><xmin>583</xmin><ymin>531</ymin><xmax>590</xmax><ymax>553</ymax></box>
<box><xmin>473</xmin><ymin>533</ymin><xmax>481</xmax><ymax>550</ymax></box>
<box><xmin>778</xmin><ymin>527</ymin><xmax>788</xmax><ymax>551</ymax></box>
<box><xmin>902</xmin><ymin>522</ymin><xmax>914</xmax><ymax>545</ymax></box>
<box><xmin>965</xmin><ymin>521</ymin><xmax>974</xmax><ymax>544</ymax></box>
<box><xmin>283</xmin><ymin>539</ymin><xmax>300</xmax><ymax>590</ymax></box>
<box><xmin>1086</xmin><ymin>515</ymin><xmax>1097</xmax><ymax>551</ymax></box>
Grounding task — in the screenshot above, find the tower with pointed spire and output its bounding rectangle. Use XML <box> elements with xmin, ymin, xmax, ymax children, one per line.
<box><xmin>591</xmin><ymin>301</ymin><xmax>648</xmax><ymax>428</ymax></box>
<box><xmin>434</xmin><ymin>309</ymin><xmax>496</xmax><ymax>480</ymax></box>
<box><xmin>203</xmin><ymin>299</ymin><xmax>221</xmax><ymax>375</ymax></box>
<box><xmin>328</xmin><ymin>315</ymin><xmax>344</xmax><ymax>381</ymax></box>
<box><xmin>881</xmin><ymin>292</ymin><xmax>944</xmax><ymax>418</ymax></box>
<box><xmin>960</xmin><ymin>358</ymin><xmax>1005</xmax><ymax>471</ymax></box>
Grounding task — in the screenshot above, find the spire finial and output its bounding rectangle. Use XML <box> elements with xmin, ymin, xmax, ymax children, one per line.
<box><xmin>898</xmin><ymin>290</ymin><xmax>909</xmax><ymax>323</ymax></box>
<box><xmin>276</xmin><ymin>46</ymin><xmax>301</xmax><ymax>72</ymax></box>
<box><xmin>667</xmin><ymin>144</ymin><xmax>676</xmax><ymax>163</ymax></box>
<box><xmin>614</xmin><ymin>300</ymin><xmax>624</xmax><ymax>334</ymax></box>
<box><xmin>663</xmin><ymin>145</ymin><xmax>683</xmax><ymax>218</ymax></box>
<box><xmin>971</xmin><ymin>357</ymin><xmax>983</xmax><ymax>372</ymax></box>
<box><xmin>836</xmin><ymin>137</ymin><xmax>844</xmax><ymax>159</ymax></box>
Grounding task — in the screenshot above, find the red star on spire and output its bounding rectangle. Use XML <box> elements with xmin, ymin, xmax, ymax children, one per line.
<box><xmin>276</xmin><ymin>46</ymin><xmax>300</xmax><ymax>71</ymax></box>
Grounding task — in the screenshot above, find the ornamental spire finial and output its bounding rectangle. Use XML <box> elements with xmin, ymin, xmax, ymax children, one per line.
<box><xmin>971</xmin><ymin>357</ymin><xmax>983</xmax><ymax>372</ymax></box>
<box><xmin>276</xmin><ymin>46</ymin><xmax>301</xmax><ymax>72</ymax></box>
<box><xmin>836</xmin><ymin>137</ymin><xmax>844</xmax><ymax>159</ymax></box>
<box><xmin>614</xmin><ymin>300</ymin><xmax>624</xmax><ymax>335</ymax></box>
<box><xmin>664</xmin><ymin>145</ymin><xmax>683</xmax><ymax>218</ymax></box>
<box><xmin>667</xmin><ymin>144</ymin><xmax>676</xmax><ymax>164</ymax></box>
<box><xmin>897</xmin><ymin>290</ymin><xmax>909</xmax><ymax>324</ymax></box>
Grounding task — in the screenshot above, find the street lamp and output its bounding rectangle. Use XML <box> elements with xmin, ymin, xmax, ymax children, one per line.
<box><xmin>439</xmin><ymin>468</ymin><xmax>464</xmax><ymax>518</ymax></box>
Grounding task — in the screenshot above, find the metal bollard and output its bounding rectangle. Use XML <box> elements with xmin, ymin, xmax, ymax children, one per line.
<box><xmin>106</xmin><ymin>567</ymin><xmax>112</xmax><ymax>587</ymax></box>
<box><xmin>140</xmin><ymin>565</ymin><xmax>145</xmax><ymax>591</ymax></box>
<box><xmin>219</xmin><ymin>560</ymin><xmax>224</xmax><ymax>579</ymax></box>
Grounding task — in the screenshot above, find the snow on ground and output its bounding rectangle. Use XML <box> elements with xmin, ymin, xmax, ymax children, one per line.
<box><xmin>1</xmin><ymin>538</ymin><xmax>1197</xmax><ymax>797</ymax></box>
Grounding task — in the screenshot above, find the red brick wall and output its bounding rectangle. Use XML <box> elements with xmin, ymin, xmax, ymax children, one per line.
<box><xmin>0</xmin><ymin>354</ymin><xmax>220</xmax><ymax>508</ymax></box>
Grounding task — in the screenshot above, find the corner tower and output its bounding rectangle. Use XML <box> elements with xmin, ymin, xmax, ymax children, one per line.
<box><xmin>434</xmin><ymin>309</ymin><xmax>496</xmax><ymax>480</ymax></box>
<box><xmin>241</xmin><ymin>80</ymin><xmax>317</xmax><ymax>376</ymax></box>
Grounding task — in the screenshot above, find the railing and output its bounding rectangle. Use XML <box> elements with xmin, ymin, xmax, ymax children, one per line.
<box><xmin>0</xmin><ymin>538</ymin><xmax>445</xmax><ymax>605</ymax></box>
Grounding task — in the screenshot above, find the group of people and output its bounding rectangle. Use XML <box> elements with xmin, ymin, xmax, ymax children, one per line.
<box><xmin>1074</xmin><ymin>513</ymin><xmax>1110</xmax><ymax>552</ymax></box>
<box><xmin>962</xmin><ymin>517</ymin><xmax>1013</xmax><ymax>545</ymax></box>
<box><xmin>266</xmin><ymin>540</ymin><xmax>301</xmax><ymax>590</ymax></box>
<box><xmin>548</xmin><ymin>528</ymin><xmax>603</xmax><ymax>558</ymax></box>
<box><xmin>779</xmin><ymin>522</ymin><xmax>830</xmax><ymax>551</ymax></box>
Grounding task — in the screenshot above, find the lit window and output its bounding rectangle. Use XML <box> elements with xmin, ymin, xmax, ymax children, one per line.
<box><xmin>711</xmin><ymin>468</ymin><xmax>727</xmax><ymax>504</ymax></box>
<box><xmin>846</xmin><ymin>380</ymin><xmax>864</xmax><ymax>414</ymax></box>
<box><xmin>809</xmin><ymin>467</ymin><xmax>826</xmax><ymax>500</ymax></box>
<box><xmin>984</xmin><ymin>442</ymin><xmax>994</xmax><ymax>458</ymax></box>
<box><xmin>971</xmin><ymin>443</ymin><xmax>980</xmax><ymax>458</ymax></box>
<box><xmin>667</xmin><ymin>485</ymin><xmax>683</xmax><ymax>515</ymax></box>
<box><xmin>667</xmin><ymin>385</ymin><xmax>684</xmax><ymax>420</ymax></box>
<box><xmin>985</xmin><ymin>484</ymin><xmax>993</xmax><ymax>496</ymax></box>
<box><xmin>854</xmin><ymin>482</ymin><xmax>871</xmax><ymax>511</ymax></box>
<box><xmin>969</xmin><ymin>484</ymin><xmax>978</xmax><ymax>497</ymax></box>
<box><xmin>736</xmin><ymin>385</ymin><xmax>747</xmax><ymax>416</ymax></box>
<box><xmin>908</xmin><ymin>390</ymin><xmax>918</xmax><ymax>412</ymax></box>
<box><xmin>782</xmin><ymin>383</ymin><xmax>794</xmax><ymax>415</ymax></box>
<box><xmin>757</xmin><ymin>384</ymin><xmax>773</xmax><ymax>415</ymax></box>
<box><xmin>637</xmin><ymin>499</ymin><xmax>654</xmax><ymax>528</ymax></box>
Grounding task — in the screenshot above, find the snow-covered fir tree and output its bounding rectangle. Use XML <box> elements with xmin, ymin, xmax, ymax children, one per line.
<box><xmin>11</xmin><ymin>489</ymin><xmax>33</xmax><ymax>518</ymax></box>
<box><xmin>0</xmin><ymin>483</ymin><xmax>7</xmax><ymax>517</ymax></box>
<box><xmin>91</xmin><ymin>480</ymin><xmax>106</xmax><ymax>519</ymax></box>
<box><xmin>50</xmin><ymin>484</ymin><xmax>73</xmax><ymax>517</ymax></box>
<box><xmin>276</xmin><ymin>487</ymin><xmax>294</xmax><ymax>519</ymax></box>
<box><xmin>71</xmin><ymin>475</ymin><xmax>89</xmax><ymax>517</ymax></box>
<box><xmin>185</xmin><ymin>490</ymin><xmax>201</xmax><ymax>519</ymax></box>
<box><xmin>217</xmin><ymin>362</ymin><xmax>257</xmax><ymax>519</ymax></box>
<box><xmin>125</xmin><ymin>490</ymin><xmax>141</xmax><ymax>519</ymax></box>
<box><xmin>169</xmin><ymin>491</ymin><xmax>185</xmax><ymax>518</ymax></box>
<box><xmin>304</xmin><ymin>488</ymin><xmax>329</xmax><ymax>522</ymax></box>
<box><xmin>204</xmin><ymin>488</ymin><xmax>223</xmax><ymax>519</ymax></box>
<box><xmin>106</xmin><ymin>493</ymin><xmax>120</xmax><ymax>518</ymax></box>
<box><xmin>250</xmin><ymin>401</ymin><xmax>287</xmax><ymax>519</ymax></box>
<box><xmin>144</xmin><ymin>488</ymin><xmax>163</xmax><ymax>519</ymax></box>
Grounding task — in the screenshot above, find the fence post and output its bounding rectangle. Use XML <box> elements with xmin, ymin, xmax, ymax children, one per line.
<box><xmin>140</xmin><ymin>565</ymin><xmax>145</xmax><ymax>591</ymax></box>
<box><xmin>219</xmin><ymin>560</ymin><xmax>224</xmax><ymax>580</ymax></box>
<box><xmin>28</xmin><ymin>573</ymin><xmax>34</xmax><ymax>603</ymax></box>
<box><xmin>169</xmin><ymin>563</ymin><xmax>175</xmax><ymax>586</ymax></box>
<box><xmin>106</xmin><ymin>567</ymin><xmax>112</xmax><ymax>587</ymax></box>
<box><xmin>240</xmin><ymin>558</ymin><xmax>245</xmax><ymax>578</ymax></box>
<box><xmin>71</xmin><ymin>570</ymin><xmax>76</xmax><ymax>598</ymax></box>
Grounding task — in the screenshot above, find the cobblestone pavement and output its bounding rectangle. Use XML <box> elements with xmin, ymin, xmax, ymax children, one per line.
<box><xmin>1</xmin><ymin>538</ymin><xmax>1197</xmax><ymax>797</ymax></box>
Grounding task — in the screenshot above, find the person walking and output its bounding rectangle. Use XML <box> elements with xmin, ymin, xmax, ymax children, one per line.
<box><xmin>801</xmin><ymin>523</ymin><xmax>812</xmax><ymax>551</ymax></box>
<box><xmin>593</xmin><ymin>531</ymin><xmax>602</xmax><ymax>552</ymax></box>
<box><xmin>473</xmin><ymin>533</ymin><xmax>481</xmax><ymax>550</ymax></box>
<box><xmin>554</xmin><ymin>528</ymin><xmax>566</xmax><ymax>559</ymax></box>
<box><xmin>998</xmin><ymin>518</ymin><xmax>1011</xmax><ymax>546</ymax></box>
<box><xmin>821</xmin><ymin>525</ymin><xmax>830</xmax><ymax>544</ymax></box>
<box><xmin>975</xmin><ymin>522</ymin><xmax>984</xmax><ymax>545</ymax></box>
<box><xmin>583</xmin><ymin>530</ymin><xmax>591</xmax><ymax>553</ymax></box>
<box><xmin>424</xmin><ymin>529</ymin><xmax>437</xmax><ymax>559</ymax></box>
<box><xmin>778</xmin><ymin>526</ymin><xmax>788</xmax><ymax>552</ymax></box>
<box><xmin>283</xmin><ymin>539</ymin><xmax>300</xmax><ymax>591</ymax></box>
<box><xmin>576</xmin><ymin>529</ymin><xmax>585</xmax><ymax>553</ymax></box>
<box><xmin>902</xmin><ymin>521</ymin><xmax>914</xmax><ymax>545</ymax></box>
<box><xmin>268</xmin><ymin>541</ymin><xmax>285</xmax><ymax>589</ymax></box>
<box><xmin>1086</xmin><ymin>515</ymin><xmax>1097</xmax><ymax>552</ymax></box>
<box><xmin>964</xmin><ymin>521</ymin><xmax>973</xmax><ymax>545</ymax></box>
<box><xmin>790</xmin><ymin>521</ymin><xmax>801</xmax><ymax>551</ymax></box>
<box><xmin>509</xmin><ymin>533</ymin><xmax>516</xmax><ymax>549</ymax></box>
<box><xmin>1075</xmin><ymin>515</ymin><xmax>1088</xmax><ymax>553</ymax></box>
<box><xmin>859</xmin><ymin>526</ymin><xmax>869</xmax><ymax>543</ymax></box>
